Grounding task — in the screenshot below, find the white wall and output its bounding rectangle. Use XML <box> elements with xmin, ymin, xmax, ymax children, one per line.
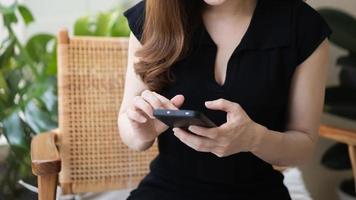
<box><xmin>22</xmin><ymin>0</ymin><xmax>138</xmax><ymax>39</ymax></box>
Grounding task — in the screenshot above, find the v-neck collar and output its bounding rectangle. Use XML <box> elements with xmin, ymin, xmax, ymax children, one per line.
<box><xmin>196</xmin><ymin>0</ymin><xmax>292</xmax><ymax>51</ymax></box>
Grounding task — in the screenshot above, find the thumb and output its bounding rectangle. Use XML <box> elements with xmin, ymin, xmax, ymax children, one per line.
<box><xmin>205</xmin><ymin>98</ymin><xmax>235</xmax><ymax>113</ymax></box>
<box><xmin>171</xmin><ymin>94</ymin><xmax>185</xmax><ymax>109</ymax></box>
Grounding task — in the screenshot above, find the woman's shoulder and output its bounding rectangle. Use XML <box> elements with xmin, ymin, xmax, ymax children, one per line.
<box><xmin>272</xmin><ymin>0</ymin><xmax>332</xmax><ymax>72</ymax></box>
<box><xmin>290</xmin><ymin>0</ymin><xmax>327</xmax><ymax>24</ymax></box>
<box><xmin>258</xmin><ymin>0</ymin><xmax>332</xmax><ymax>70</ymax></box>
<box><xmin>262</xmin><ymin>0</ymin><xmax>324</xmax><ymax>19</ymax></box>
<box><xmin>289</xmin><ymin>0</ymin><xmax>332</xmax><ymax>66</ymax></box>
<box><xmin>123</xmin><ymin>1</ymin><xmax>146</xmax><ymax>41</ymax></box>
<box><xmin>124</xmin><ymin>0</ymin><xmax>145</xmax><ymax>14</ymax></box>
<box><xmin>258</xmin><ymin>0</ymin><xmax>331</xmax><ymax>35</ymax></box>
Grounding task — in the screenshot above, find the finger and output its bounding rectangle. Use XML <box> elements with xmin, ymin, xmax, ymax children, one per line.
<box><xmin>170</xmin><ymin>94</ymin><xmax>185</xmax><ymax>108</ymax></box>
<box><xmin>151</xmin><ymin>92</ymin><xmax>176</xmax><ymax>109</ymax></box>
<box><xmin>152</xmin><ymin>92</ymin><xmax>185</xmax><ymax>110</ymax></box>
<box><xmin>133</xmin><ymin>96</ymin><xmax>155</xmax><ymax>119</ymax></box>
<box><xmin>205</xmin><ymin>98</ymin><xmax>238</xmax><ymax>113</ymax></box>
<box><xmin>187</xmin><ymin>125</ymin><xmax>219</xmax><ymax>139</ymax></box>
<box><xmin>127</xmin><ymin>108</ymin><xmax>147</xmax><ymax>123</ymax></box>
<box><xmin>152</xmin><ymin>91</ymin><xmax>169</xmax><ymax>101</ymax></box>
<box><xmin>141</xmin><ymin>90</ymin><xmax>163</xmax><ymax>109</ymax></box>
<box><xmin>173</xmin><ymin>128</ymin><xmax>214</xmax><ymax>152</ymax></box>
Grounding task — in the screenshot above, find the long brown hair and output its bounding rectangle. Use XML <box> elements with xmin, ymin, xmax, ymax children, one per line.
<box><xmin>135</xmin><ymin>0</ymin><xmax>203</xmax><ymax>92</ymax></box>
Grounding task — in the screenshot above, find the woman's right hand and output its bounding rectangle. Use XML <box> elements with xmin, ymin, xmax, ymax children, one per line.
<box><xmin>126</xmin><ymin>90</ymin><xmax>185</xmax><ymax>143</ymax></box>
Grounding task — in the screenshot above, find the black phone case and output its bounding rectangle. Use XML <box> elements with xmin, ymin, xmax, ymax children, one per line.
<box><xmin>153</xmin><ymin>109</ymin><xmax>217</xmax><ymax>128</ymax></box>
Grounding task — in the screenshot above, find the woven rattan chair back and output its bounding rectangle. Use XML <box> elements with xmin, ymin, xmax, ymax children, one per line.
<box><xmin>57</xmin><ymin>29</ymin><xmax>158</xmax><ymax>194</ymax></box>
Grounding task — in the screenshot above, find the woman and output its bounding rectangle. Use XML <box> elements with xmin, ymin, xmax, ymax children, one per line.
<box><xmin>118</xmin><ymin>0</ymin><xmax>331</xmax><ymax>199</ymax></box>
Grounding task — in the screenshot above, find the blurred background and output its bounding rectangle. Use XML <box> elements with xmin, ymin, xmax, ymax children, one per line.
<box><xmin>0</xmin><ymin>0</ymin><xmax>356</xmax><ymax>199</ymax></box>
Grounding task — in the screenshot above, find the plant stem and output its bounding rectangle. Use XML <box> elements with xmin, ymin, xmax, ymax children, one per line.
<box><xmin>5</xmin><ymin>24</ymin><xmax>40</xmax><ymax>78</ymax></box>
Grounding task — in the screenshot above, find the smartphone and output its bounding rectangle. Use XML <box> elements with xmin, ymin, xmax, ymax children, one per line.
<box><xmin>153</xmin><ymin>109</ymin><xmax>217</xmax><ymax>128</ymax></box>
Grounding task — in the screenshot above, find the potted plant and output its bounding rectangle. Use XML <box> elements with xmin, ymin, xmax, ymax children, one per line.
<box><xmin>1</xmin><ymin>1</ymin><xmax>130</xmax><ymax>199</ymax></box>
<box><xmin>0</xmin><ymin>2</ymin><xmax>58</xmax><ymax>199</ymax></box>
<box><xmin>318</xmin><ymin>8</ymin><xmax>356</xmax><ymax>200</ymax></box>
<box><xmin>73</xmin><ymin>6</ymin><xmax>130</xmax><ymax>37</ymax></box>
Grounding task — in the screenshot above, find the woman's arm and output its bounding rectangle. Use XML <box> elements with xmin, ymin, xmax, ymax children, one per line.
<box><xmin>173</xmin><ymin>39</ymin><xmax>329</xmax><ymax>167</ymax></box>
<box><xmin>118</xmin><ymin>33</ymin><xmax>156</xmax><ymax>151</ymax></box>
<box><xmin>118</xmin><ymin>33</ymin><xmax>185</xmax><ymax>151</ymax></box>
<box><xmin>251</xmin><ymin>39</ymin><xmax>329</xmax><ymax>166</ymax></box>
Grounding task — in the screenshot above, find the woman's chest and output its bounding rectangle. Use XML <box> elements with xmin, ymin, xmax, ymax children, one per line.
<box><xmin>161</xmin><ymin>47</ymin><xmax>291</xmax><ymax>110</ymax></box>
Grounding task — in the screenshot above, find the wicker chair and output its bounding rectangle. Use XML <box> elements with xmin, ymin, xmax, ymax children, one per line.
<box><xmin>30</xmin><ymin>29</ymin><xmax>158</xmax><ymax>200</ymax></box>
<box><xmin>30</xmin><ymin>29</ymin><xmax>356</xmax><ymax>199</ymax></box>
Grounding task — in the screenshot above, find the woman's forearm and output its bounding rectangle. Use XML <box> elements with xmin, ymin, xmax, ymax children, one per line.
<box><xmin>251</xmin><ymin>123</ymin><xmax>317</xmax><ymax>167</ymax></box>
<box><xmin>118</xmin><ymin>112</ymin><xmax>155</xmax><ymax>151</ymax></box>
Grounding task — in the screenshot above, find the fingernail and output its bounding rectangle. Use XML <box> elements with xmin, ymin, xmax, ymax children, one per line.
<box><xmin>205</xmin><ymin>101</ymin><xmax>211</xmax><ymax>105</ymax></box>
<box><xmin>173</xmin><ymin>128</ymin><xmax>178</xmax><ymax>132</ymax></box>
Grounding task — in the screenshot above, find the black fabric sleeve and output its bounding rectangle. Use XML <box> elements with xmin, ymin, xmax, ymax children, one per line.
<box><xmin>123</xmin><ymin>0</ymin><xmax>145</xmax><ymax>42</ymax></box>
<box><xmin>294</xmin><ymin>1</ymin><xmax>332</xmax><ymax>66</ymax></box>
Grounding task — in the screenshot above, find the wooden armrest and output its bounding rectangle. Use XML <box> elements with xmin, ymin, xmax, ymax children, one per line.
<box><xmin>31</xmin><ymin>129</ymin><xmax>61</xmax><ymax>176</ymax></box>
<box><xmin>319</xmin><ymin>124</ymin><xmax>356</xmax><ymax>145</ymax></box>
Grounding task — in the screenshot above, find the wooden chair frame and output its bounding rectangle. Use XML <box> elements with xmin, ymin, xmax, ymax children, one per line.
<box><xmin>319</xmin><ymin>124</ymin><xmax>356</xmax><ymax>190</ymax></box>
<box><xmin>31</xmin><ymin>129</ymin><xmax>60</xmax><ymax>200</ymax></box>
<box><xmin>31</xmin><ymin>29</ymin><xmax>159</xmax><ymax>199</ymax></box>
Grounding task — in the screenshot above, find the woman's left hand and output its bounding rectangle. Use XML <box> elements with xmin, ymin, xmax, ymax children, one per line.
<box><xmin>173</xmin><ymin>98</ymin><xmax>266</xmax><ymax>157</ymax></box>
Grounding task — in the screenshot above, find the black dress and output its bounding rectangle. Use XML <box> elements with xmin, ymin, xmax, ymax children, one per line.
<box><xmin>123</xmin><ymin>1</ymin><xmax>332</xmax><ymax>199</ymax></box>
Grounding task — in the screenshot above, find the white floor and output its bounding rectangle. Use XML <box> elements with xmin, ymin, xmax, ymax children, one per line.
<box><xmin>283</xmin><ymin>168</ymin><xmax>312</xmax><ymax>200</ymax></box>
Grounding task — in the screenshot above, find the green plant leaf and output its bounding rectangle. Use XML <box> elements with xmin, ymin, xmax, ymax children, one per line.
<box><xmin>96</xmin><ymin>11</ymin><xmax>118</xmax><ymax>36</ymax></box>
<box><xmin>0</xmin><ymin>2</ymin><xmax>57</xmax><ymax>196</ymax></box>
<box><xmin>0</xmin><ymin>69</ymin><xmax>9</xmax><ymax>104</ymax></box>
<box><xmin>18</xmin><ymin>5</ymin><xmax>34</xmax><ymax>25</ymax></box>
<box><xmin>318</xmin><ymin>9</ymin><xmax>356</xmax><ymax>54</ymax></box>
<box><xmin>110</xmin><ymin>14</ymin><xmax>130</xmax><ymax>37</ymax></box>
<box><xmin>3</xmin><ymin>12</ymin><xmax>18</xmax><ymax>25</ymax></box>
<box><xmin>44</xmin><ymin>41</ymin><xmax>57</xmax><ymax>76</ymax></box>
<box><xmin>39</xmin><ymin>83</ymin><xmax>58</xmax><ymax>114</ymax></box>
<box><xmin>337</xmin><ymin>55</ymin><xmax>356</xmax><ymax>68</ymax></box>
<box><xmin>74</xmin><ymin>7</ymin><xmax>130</xmax><ymax>37</ymax></box>
<box><xmin>74</xmin><ymin>15</ymin><xmax>96</xmax><ymax>36</ymax></box>
<box><xmin>2</xmin><ymin>68</ymin><xmax>22</xmax><ymax>100</ymax></box>
<box><xmin>325</xmin><ymin>87</ymin><xmax>356</xmax><ymax>104</ymax></box>
<box><xmin>16</xmin><ymin>80</ymin><xmax>47</xmax><ymax>108</ymax></box>
<box><xmin>340</xmin><ymin>179</ymin><xmax>356</xmax><ymax>197</ymax></box>
<box><xmin>1</xmin><ymin>3</ymin><xmax>18</xmax><ymax>27</ymax></box>
<box><xmin>2</xmin><ymin>111</ymin><xmax>28</xmax><ymax>152</ymax></box>
<box><xmin>25</xmin><ymin>34</ymin><xmax>55</xmax><ymax>64</ymax></box>
<box><xmin>0</xmin><ymin>38</ymin><xmax>15</xmax><ymax>69</ymax></box>
<box><xmin>24</xmin><ymin>100</ymin><xmax>57</xmax><ymax>134</ymax></box>
<box><xmin>321</xmin><ymin>143</ymin><xmax>351</xmax><ymax>170</ymax></box>
<box><xmin>324</xmin><ymin>87</ymin><xmax>356</xmax><ymax>120</ymax></box>
<box><xmin>0</xmin><ymin>2</ymin><xmax>17</xmax><ymax>15</ymax></box>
